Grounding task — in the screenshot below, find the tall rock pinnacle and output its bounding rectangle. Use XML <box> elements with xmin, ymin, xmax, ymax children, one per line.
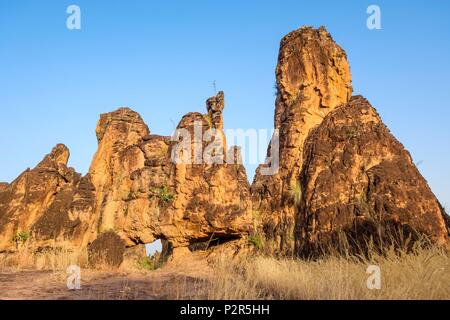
<box><xmin>89</xmin><ymin>107</ymin><xmax>150</xmax><ymax>235</ymax></box>
<box><xmin>252</xmin><ymin>26</ymin><xmax>448</xmax><ymax>255</ymax></box>
<box><xmin>252</xmin><ymin>26</ymin><xmax>353</xmax><ymax>253</ymax></box>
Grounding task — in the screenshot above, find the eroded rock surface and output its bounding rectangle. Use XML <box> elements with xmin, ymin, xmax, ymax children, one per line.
<box><xmin>88</xmin><ymin>107</ymin><xmax>149</xmax><ymax>237</ymax></box>
<box><xmin>0</xmin><ymin>144</ymin><xmax>94</xmax><ymax>253</ymax></box>
<box><xmin>296</xmin><ymin>96</ymin><xmax>449</xmax><ymax>255</ymax></box>
<box><xmin>0</xmin><ymin>94</ymin><xmax>252</xmax><ymax>267</ymax></box>
<box><xmin>252</xmin><ymin>26</ymin><xmax>352</xmax><ymax>253</ymax></box>
<box><xmin>88</xmin><ymin>231</ymin><xmax>126</xmax><ymax>268</ymax></box>
<box><xmin>0</xmin><ymin>25</ymin><xmax>447</xmax><ymax>268</ymax></box>
<box><xmin>86</xmin><ymin>94</ymin><xmax>252</xmax><ymax>262</ymax></box>
<box><xmin>252</xmin><ymin>26</ymin><xmax>447</xmax><ymax>255</ymax></box>
<box><xmin>116</xmin><ymin>92</ymin><xmax>252</xmax><ymax>251</ymax></box>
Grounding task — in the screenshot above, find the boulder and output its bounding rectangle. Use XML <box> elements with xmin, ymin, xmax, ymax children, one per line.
<box><xmin>252</xmin><ymin>26</ymin><xmax>448</xmax><ymax>255</ymax></box>
<box><xmin>88</xmin><ymin>231</ymin><xmax>126</xmax><ymax>268</ymax></box>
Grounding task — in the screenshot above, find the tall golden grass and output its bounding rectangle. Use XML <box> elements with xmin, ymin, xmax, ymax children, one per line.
<box><xmin>206</xmin><ymin>244</ymin><xmax>450</xmax><ymax>300</ymax></box>
<box><xmin>1</xmin><ymin>236</ymin><xmax>448</xmax><ymax>300</ymax></box>
<box><xmin>0</xmin><ymin>242</ymin><xmax>88</xmax><ymax>271</ymax></box>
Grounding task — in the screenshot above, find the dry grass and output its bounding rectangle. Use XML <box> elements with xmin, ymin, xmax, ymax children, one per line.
<box><xmin>0</xmin><ymin>242</ymin><xmax>88</xmax><ymax>272</ymax></box>
<box><xmin>206</xmin><ymin>245</ymin><xmax>450</xmax><ymax>300</ymax></box>
<box><xmin>1</xmin><ymin>238</ymin><xmax>449</xmax><ymax>300</ymax></box>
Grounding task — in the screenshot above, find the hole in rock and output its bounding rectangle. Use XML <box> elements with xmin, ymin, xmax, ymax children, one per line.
<box><xmin>142</xmin><ymin>239</ymin><xmax>173</xmax><ymax>267</ymax></box>
<box><xmin>145</xmin><ymin>239</ymin><xmax>162</xmax><ymax>257</ymax></box>
<box><xmin>188</xmin><ymin>235</ymin><xmax>240</xmax><ymax>252</ymax></box>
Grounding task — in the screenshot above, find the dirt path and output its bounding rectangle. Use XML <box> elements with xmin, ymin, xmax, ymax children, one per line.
<box><xmin>0</xmin><ymin>269</ymin><xmax>210</xmax><ymax>300</ymax></box>
<box><xmin>0</xmin><ymin>255</ymin><xmax>212</xmax><ymax>300</ymax></box>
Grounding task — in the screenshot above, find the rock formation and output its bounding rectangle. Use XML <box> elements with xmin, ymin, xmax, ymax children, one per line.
<box><xmin>0</xmin><ymin>144</ymin><xmax>95</xmax><ymax>255</ymax></box>
<box><xmin>252</xmin><ymin>26</ymin><xmax>448</xmax><ymax>255</ymax></box>
<box><xmin>296</xmin><ymin>96</ymin><xmax>449</xmax><ymax>256</ymax></box>
<box><xmin>252</xmin><ymin>26</ymin><xmax>352</xmax><ymax>253</ymax></box>
<box><xmin>116</xmin><ymin>93</ymin><xmax>252</xmax><ymax>251</ymax></box>
<box><xmin>88</xmin><ymin>231</ymin><xmax>126</xmax><ymax>268</ymax></box>
<box><xmin>0</xmin><ymin>93</ymin><xmax>253</xmax><ymax>267</ymax></box>
<box><xmin>89</xmin><ymin>107</ymin><xmax>150</xmax><ymax>240</ymax></box>
<box><xmin>0</xmin><ymin>183</ymin><xmax>8</xmax><ymax>192</ymax></box>
<box><xmin>0</xmin><ymin>26</ymin><xmax>448</xmax><ymax>268</ymax></box>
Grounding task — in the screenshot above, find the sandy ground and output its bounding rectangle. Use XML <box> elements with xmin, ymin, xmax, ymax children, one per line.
<box><xmin>0</xmin><ymin>255</ymin><xmax>212</xmax><ymax>300</ymax></box>
<box><xmin>0</xmin><ymin>270</ymin><xmax>208</xmax><ymax>300</ymax></box>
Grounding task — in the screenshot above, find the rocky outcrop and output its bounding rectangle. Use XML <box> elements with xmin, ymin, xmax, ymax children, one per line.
<box><xmin>114</xmin><ymin>92</ymin><xmax>252</xmax><ymax>252</ymax></box>
<box><xmin>252</xmin><ymin>26</ymin><xmax>352</xmax><ymax>253</ymax></box>
<box><xmin>88</xmin><ymin>231</ymin><xmax>126</xmax><ymax>268</ymax></box>
<box><xmin>0</xmin><ymin>144</ymin><xmax>95</xmax><ymax>254</ymax></box>
<box><xmin>92</xmin><ymin>94</ymin><xmax>251</xmax><ymax>261</ymax></box>
<box><xmin>296</xmin><ymin>96</ymin><xmax>448</xmax><ymax>256</ymax></box>
<box><xmin>31</xmin><ymin>174</ymin><xmax>96</xmax><ymax>248</ymax></box>
<box><xmin>0</xmin><ymin>93</ymin><xmax>252</xmax><ymax>267</ymax></box>
<box><xmin>0</xmin><ymin>25</ymin><xmax>447</xmax><ymax>268</ymax></box>
<box><xmin>440</xmin><ymin>206</ymin><xmax>450</xmax><ymax>236</ymax></box>
<box><xmin>166</xmin><ymin>103</ymin><xmax>252</xmax><ymax>248</ymax></box>
<box><xmin>206</xmin><ymin>91</ymin><xmax>225</xmax><ymax>130</ymax></box>
<box><xmin>81</xmin><ymin>93</ymin><xmax>252</xmax><ymax>261</ymax></box>
<box><xmin>252</xmin><ymin>26</ymin><xmax>448</xmax><ymax>255</ymax></box>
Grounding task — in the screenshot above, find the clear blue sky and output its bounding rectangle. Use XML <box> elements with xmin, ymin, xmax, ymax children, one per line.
<box><xmin>1</xmin><ymin>0</ymin><xmax>449</xmax><ymax>213</ymax></box>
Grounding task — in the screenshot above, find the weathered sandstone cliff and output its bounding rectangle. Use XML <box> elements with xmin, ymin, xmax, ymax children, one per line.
<box><xmin>252</xmin><ymin>26</ymin><xmax>352</xmax><ymax>253</ymax></box>
<box><xmin>0</xmin><ymin>26</ymin><xmax>447</xmax><ymax>269</ymax></box>
<box><xmin>252</xmin><ymin>26</ymin><xmax>448</xmax><ymax>254</ymax></box>
<box><xmin>0</xmin><ymin>93</ymin><xmax>252</xmax><ymax>268</ymax></box>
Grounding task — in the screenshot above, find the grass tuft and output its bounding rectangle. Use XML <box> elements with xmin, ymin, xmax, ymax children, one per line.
<box><xmin>150</xmin><ymin>185</ymin><xmax>175</xmax><ymax>206</ymax></box>
<box><xmin>12</xmin><ymin>231</ymin><xmax>31</xmax><ymax>244</ymax></box>
<box><xmin>137</xmin><ymin>256</ymin><xmax>157</xmax><ymax>271</ymax></box>
<box><xmin>248</xmin><ymin>235</ymin><xmax>265</xmax><ymax>250</ymax></box>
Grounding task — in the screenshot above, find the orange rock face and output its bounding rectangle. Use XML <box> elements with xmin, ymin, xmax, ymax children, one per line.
<box><xmin>0</xmin><ymin>26</ymin><xmax>448</xmax><ymax>267</ymax></box>
<box><xmin>88</xmin><ymin>108</ymin><xmax>150</xmax><ymax>242</ymax></box>
<box><xmin>296</xmin><ymin>96</ymin><xmax>449</xmax><ymax>256</ymax></box>
<box><xmin>114</xmin><ymin>92</ymin><xmax>252</xmax><ymax>250</ymax></box>
<box><xmin>252</xmin><ymin>26</ymin><xmax>353</xmax><ymax>253</ymax></box>
<box><xmin>0</xmin><ymin>144</ymin><xmax>95</xmax><ymax>253</ymax></box>
<box><xmin>0</xmin><ymin>94</ymin><xmax>253</xmax><ymax>267</ymax></box>
<box><xmin>252</xmin><ymin>26</ymin><xmax>448</xmax><ymax>254</ymax></box>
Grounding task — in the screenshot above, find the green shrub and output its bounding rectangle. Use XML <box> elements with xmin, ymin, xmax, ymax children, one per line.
<box><xmin>345</xmin><ymin>125</ymin><xmax>361</xmax><ymax>140</ymax></box>
<box><xmin>12</xmin><ymin>231</ymin><xmax>31</xmax><ymax>244</ymax></box>
<box><xmin>137</xmin><ymin>256</ymin><xmax>157</xmax><ymax>271</ymax></box>
<box><xmin>252</xmin><ymin>210</ymin><xmax>261</xmax><ymax>220</ymax></box>
<box><xmin>150</xmin><ymin>185</ymin><xmax>175</xmax><ymax>206</ymax></box>
<box><xmin>248</xmin><ymin>234</ymin><xmax>265</xmax><ymax>250</ymax></box>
